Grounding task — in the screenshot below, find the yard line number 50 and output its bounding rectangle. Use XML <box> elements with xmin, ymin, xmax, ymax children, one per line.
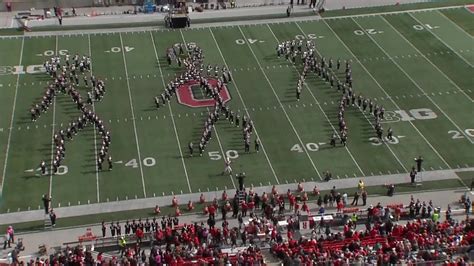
<box><xmin>208</xmin><ymin>150</ymin><xmax>239</xmax><ymax>160</ymax></box>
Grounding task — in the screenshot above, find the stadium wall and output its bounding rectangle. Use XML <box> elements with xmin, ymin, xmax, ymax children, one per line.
<box><xmin>0</xmin><ymin>0</ymin><xmax>145</xmax><ymax>12</ymax></box>
<box><xmin>0</xmin><ymin>0</ymin><xmax>435</xmax><ymax>13</ymax></box>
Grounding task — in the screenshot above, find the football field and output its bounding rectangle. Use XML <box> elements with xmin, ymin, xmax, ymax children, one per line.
<box><xmin>0</xmin><ymin>6</ymin><xmax>473</xmax><ymax>214</ymax></box>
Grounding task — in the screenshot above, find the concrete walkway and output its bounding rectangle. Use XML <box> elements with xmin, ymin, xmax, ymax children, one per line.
<box><xmin>0</xmin><ymin>168</ymin><xmax>470</xmax><ymax>225</ymax></box>
<box><xmin>0</xmin><ymin>187</ymin><xmax>470</xmax><ymax>263</ymax></box>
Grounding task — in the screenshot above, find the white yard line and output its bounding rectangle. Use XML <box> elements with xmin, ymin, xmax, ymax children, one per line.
<box><xmin>118</xmin><ymin>33</ymin><xmax>147</xmax><ymax>197</ymax></box>
<box><xmin>351</xmin><ymin>17</ymin><xmax>474</xmax><ymax>145</ymax></box>
<box><xmin>49</xmin><ymin>36</ymin><xmax>59</xmax><ymax>198</ymax></box>
<box><xmin>150</xmin><ymin>31</ymin><xmax>193</xmax><ymax>193</ymax></box>
<box><xmin>380</xmin><ymin>16</ymin><xmax>473</xmax><ymax>103</ymax></box>
<box><xmin>436</xmin><ymin>10</ymin><xmax>474</xmax><ymax>40</ymax></box>
<box><xmin>0</xmin><ymin>37</ymin><xmax>24</xmax><ymax>198</ymax></box>
<box><xmin>237</xmin><ymin>25</ymin><xmax>322</xmax><ymax>180</ymax></box>
<box><xmin>271</xmin><ymin>24</ymin><xmax>366</xmax><ymax>176</ymax></box>
<box><xmin>88</xmin><ymin>34</ymin><xmax>101</xmax><ymax>203</ymax></box>
<box><xmin>209</xmin><ymin>28</ymin><xmax>280</xmax><ymax>184</ymax></box>
<box><xmin>319</xmin><ymin>19</ymin><xmax>449</xmax><ymax>169</ymax></box>
<box><xmin>178</xmin><ymin>30</ymin><xmax>236</xmax><ymax>190</ymax></box>
<box><xmin>407</xmin><ymin>13</ymin><xmax>473</xmax><ymax>68</ymax></box>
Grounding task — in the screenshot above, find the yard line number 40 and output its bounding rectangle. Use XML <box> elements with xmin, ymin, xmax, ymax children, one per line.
<box><xmin>125</xmin><ymin>157</ymin><xmax>156</xmax><ymax>168</ymax></box>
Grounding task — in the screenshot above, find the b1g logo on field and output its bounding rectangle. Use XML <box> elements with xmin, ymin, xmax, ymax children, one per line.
<box><xmin>0</xmin><ymin>65</ymin><xmax>46</xmax><ymax>75</ymax></box>
<box><xmin>176</xmin><ymin>78</ymin><xmax>231</xmax><ymax>108</ymax></box>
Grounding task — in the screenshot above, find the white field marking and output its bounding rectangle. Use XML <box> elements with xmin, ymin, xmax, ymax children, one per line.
<box><xmin>351</xmin><ymin>18</ymin><xmax>473</xmax><ymax>145</ymax></box>
<box><xmin>436</xmin><ymin>10</ymin><xmax>474</xmax><ymax>41</ymax></box>
<box><xmin>49</xmin><ymin>36</ymin><xmax>59</xmax><ymax>198</ymax></box>
<box><xmin>320</xmin><ymin>19</ymin><xmax>446</xmax><ymax>170</ymax></box>
<box><xmin>119</xmin><ymin>33</ymin><xmax>147</xmax><ymax>197</ymax></box>
<box><xmin>381</xmin><ymin>16</ymin><xmax>473</xmax><ymax>103</ymax></box>
<box><xmin>327</xmin><ymin>22</ymin><xmax>454</xmax><ymax>167</ymax></box>
<box><xmin>359</xmin><ymin>27</ymin><xmax>459</xmax><ymax>167</ymax></box>
<box><xmin>178</xmin><ymin>30</ymin><xmax>236</xmax><ymax>189</ymax></box>
<box><xmin>267</xmin><ymin>24</ymin><xmax>365</xmax><ymax>177</ymax></box>
<box><xmin>0</xmin><ymin>38</ymin><xmax>24</xmax><ymax>198</ymax></box>
<box><xmin>237</xmin><ymin>25</ymin><xmax>322</xmax><ymax>180</ymax></box>
<box><xmin>88</xmin><ymin>34</ymin><xmax>101</xmax><ymax>203</ymax></box>
<box><xmin>150</xmin><ymin>31</ymin><xmax>192</xmax><ymax>193</ymax></box>
<box><xmin>286</xmin><ymin>23</ymin><xmax>365</xmax><ymax>176</ymax></box>
<box><xmin>298</xmin><ymin>23</ymin><xmax>409</xmax><ymax>172</ymax></box>
<box><xmin>408</xmin><ymin>13</ymin><xmax>473</xmax><ymax>68</ymax></box>
<box><xmin>209</xmin><ymin>28</ymin><xmax>280</xmax><ymax>184</ymax></box>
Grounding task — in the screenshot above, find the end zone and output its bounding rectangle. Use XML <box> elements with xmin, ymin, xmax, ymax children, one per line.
<box><xmin>466</xmin><ymin>5</ymin><xmax>474</xmax><ymax>13</ymax></box>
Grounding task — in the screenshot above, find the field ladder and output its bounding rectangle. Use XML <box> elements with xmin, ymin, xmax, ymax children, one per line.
<box><xmin>44</xmin><ymin>214</ymin><xmax>52</xmax><ymax>230</ymax></box>
<box><xmin>237</xmin><ymin>190</ymin><xmax>246</xmax><ymax>204</ymax></box>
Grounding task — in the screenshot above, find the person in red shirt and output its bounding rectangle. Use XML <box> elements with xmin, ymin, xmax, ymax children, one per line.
<box><xmin>289</xmin><ymin>195</ymin><xmax>295</xmax><ymax>211</ymax></box>
<box><xmin>136</xmin><ymin>227</ymin><xmax>144</xmax><ymax>243</ymax></box>
<box><xmin>222</xmin><ymin>190</ymin><xmax>228</xmax><ymax>201</ymax></box>
<box><xmin>294</xmin><ymin>201</ymin><xmax>300</xmax><ymax>213</ymax></box>
<box><xmin>175</xmin><ymin>206</ymin><xmax>181</xmax><ymax>217</ymax></box>
<box><xmin>302</xmin><ymin>201</ymin><xmax>309</xmax><ymax>212</ymax></box>
<box><xmin>337</xmin><ymin>200</ymin><xmax>344</xmax><ymax>213</ymax></box>
<box><xmin>187</xmin><ymin>200</ymin><xmax>194</xmax><ymax>211</ymax></box>
<box><xmin>272</xmin><ymin>185</ymin><xmax>278</xmax><ymax>195</ymax></box>
<box><xmin>297</xmin><ymin>182</ymin><xmax>304</xmax><ymax>192</ymax></box>
<box><xmin>302</xmin><ymin>192</ymin><xmax>308</xmax><ymax>201</ymax></box>
<box><xmin>154</xmin><ymin>205</ymin><xmax>161</xmax><ymax>215</ymax></box>
<box><xmin>394</xmin><ymin>206</ymin><xmax>401</xmax><ymax>221</ymax></box>
<box><xmin>208</xmin><ymin>204</ymin><xmax>216</xmax><ymax>219</ymax></box>
<box><xmin>241</xmin><ymin>201</ymin><xmax>247</xmax><ymax>217</ymax></box>
<box><xmin>287</xmin><ymin>230</ymin><xmax>293</xmax><ymax>240</ymax></box>
<box><xmin>172</xmin><ymin>196</ymin><xmax>178</xmax><ymax>207</ymax></box>
<box><xmin>313</xmin><ymin>185</ymin><xmax>320</xmax><ymax>196</ymax></box>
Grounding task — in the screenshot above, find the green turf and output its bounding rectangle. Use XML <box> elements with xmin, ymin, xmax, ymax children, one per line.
<box><xmin>456</xmin><ymin>171</ymin><xmax>474</xmax><ymax>188</ymax></box>
<box><xmin>0</xmin><ymin>6</ymin><xmax>473</xmax><ymax>215</ymax></box>
<box><xmin>2</xmin><ymin>178</ymin><xmax>465</xmax><ymax>234</ymax></box>
<box><xmin>441</xmin><ymin>8</ymin><xmax>474</xmax><ymax>36</ymax></box>
<box><xmin>0</xmin><ymin>28</ymin><xmax>24</xmax><ymax>36</ymax></box>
